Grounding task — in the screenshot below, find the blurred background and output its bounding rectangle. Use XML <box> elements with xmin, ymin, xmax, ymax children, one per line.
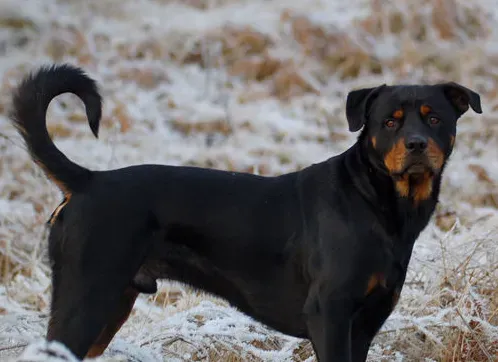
<box><xmin>0</xmin><ymin>0</ymin><xmax>497</xmax><ymax>361</ymax></box>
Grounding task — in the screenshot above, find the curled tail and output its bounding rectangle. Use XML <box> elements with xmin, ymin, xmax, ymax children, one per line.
<box><xmin>9</xmin><ymin>64</ymin><xmax>102</xmax><ymax>196</ymax></box>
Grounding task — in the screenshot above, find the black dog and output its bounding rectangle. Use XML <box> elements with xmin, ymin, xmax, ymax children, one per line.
<box><xmin>9</xmin><ymin>64</ymin><xmax>481</xmax><ymax>361</ymax></box>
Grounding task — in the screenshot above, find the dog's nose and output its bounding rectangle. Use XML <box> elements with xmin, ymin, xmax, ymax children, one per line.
<box><xmin>406</xmin><ymin>136</ymin><xmax>428</xmax><ymax>152</ymax></box>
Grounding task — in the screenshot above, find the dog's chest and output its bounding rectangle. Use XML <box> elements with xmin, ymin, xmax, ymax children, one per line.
<box><xmin>367</xmin><ymin>228</ymin><xmax>412</xmax><ymax>295</ymax></box>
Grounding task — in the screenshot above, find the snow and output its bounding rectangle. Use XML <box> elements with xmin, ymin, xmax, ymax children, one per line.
<box><xmin>0</xmin><ymin>0</ymin><xmax>497</xmax><ymax>361</ymax></box>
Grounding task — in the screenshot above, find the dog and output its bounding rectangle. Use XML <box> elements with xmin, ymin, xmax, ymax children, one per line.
<box><xmin>9</xmin><ymin>64</ymin><xmax>482</xmax><ymax>361</ymax></box>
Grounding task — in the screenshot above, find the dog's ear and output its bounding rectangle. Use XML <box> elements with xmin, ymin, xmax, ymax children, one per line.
<box><xmin>346</xmin><ymin>84</ymin><xmax>386</xmax><ymax>132</ymax></box>
<box><xmin>439</xmin><ymin>82</ymin><xmax>482</xmax><ymax>116</ymax></box>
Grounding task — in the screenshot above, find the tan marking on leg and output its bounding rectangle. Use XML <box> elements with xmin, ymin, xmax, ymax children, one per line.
<box><xmin>85</xmin><ymin>287</ymin><xmax>139</xmax><ymax>358</ymax></box>
<box><xmin>48</xmin><ymin>196</ymin><xmax>71</xmax><ymax>225</ymax></box>
<box><xmin>365</xmin><ymin>273</ymin><xmax>387</xmax><ymax>296</ymax></box>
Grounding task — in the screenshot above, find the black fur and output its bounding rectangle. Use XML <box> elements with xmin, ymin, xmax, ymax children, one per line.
<box><xmin>10</xmin><ymin>64</ymin><xmax>102</xmax><ymax>194</ymax></box>
<box><xmin>9</xmin><ymin>64</ymin><xmax>482</xmax><ymax>361</ymax></box>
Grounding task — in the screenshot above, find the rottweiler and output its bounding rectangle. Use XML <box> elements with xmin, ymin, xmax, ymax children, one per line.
<box><xmin>8</xmin><ymin>64</ymin><xmax>482</xmax><ymax>361</ymax></box>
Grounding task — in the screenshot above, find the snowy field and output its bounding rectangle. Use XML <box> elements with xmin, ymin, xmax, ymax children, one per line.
<box><xmin>0</xmin><ymin>0</ymin><xmax>497</xmax><ymax>361</ymax></box>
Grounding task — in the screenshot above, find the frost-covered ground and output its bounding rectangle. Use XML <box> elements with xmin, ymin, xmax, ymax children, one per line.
<box><xmin>0</xmin><ymin>0</ymin><xmax>497</xmax><ymax>361</ymax></box>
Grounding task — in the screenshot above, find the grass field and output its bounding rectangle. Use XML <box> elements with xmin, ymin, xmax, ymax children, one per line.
<box><xmin>0</xmin><ymin>0</ymin><xmax>497</xmax><ymax>361</ymax></box>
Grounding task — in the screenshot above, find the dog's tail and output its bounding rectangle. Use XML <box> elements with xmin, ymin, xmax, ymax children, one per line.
<box><xmin>9</xmin><ymin>64</ymin><xmax>102</xmax><ymax>195</ymax></box>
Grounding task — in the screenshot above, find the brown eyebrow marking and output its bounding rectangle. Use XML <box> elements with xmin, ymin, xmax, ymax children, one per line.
<box><xmin>420</xmin><ymin>105</ymin><xmax>431</xmax><ymax>116</ymax></box>
<box><xmin>392</xmin><ymin>109</ymin><xmax>404</xmax><ymax>119</ymax></box>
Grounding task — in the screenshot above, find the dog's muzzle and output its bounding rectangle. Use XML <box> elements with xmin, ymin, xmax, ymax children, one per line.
<box><xmin>402</xmin><ymin>135</ymin><xmax>437</xmax><ymax>176</ymax></box>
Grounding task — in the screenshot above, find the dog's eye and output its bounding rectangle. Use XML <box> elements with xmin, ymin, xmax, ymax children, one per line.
<box><xmin>429</xmin><ymin>116</ymin><xmax>440</xmax><ymax>125</ymax></box>
<box><xmin>384</xmin><ymin>119</ymin><xmax>396</xmax><ymax>128</ymax></box>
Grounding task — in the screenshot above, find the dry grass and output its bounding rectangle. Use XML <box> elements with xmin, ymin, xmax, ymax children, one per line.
<box><xmin>0</xmin><ymin>0</ymin><xmax>497</xmax><ymax>361</ymax></box>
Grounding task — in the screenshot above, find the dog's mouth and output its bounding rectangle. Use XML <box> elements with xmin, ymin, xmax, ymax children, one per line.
<box><xmin>405</xmin><ymin>163</ymin><xmax>432</xmax><ymax>175</ymax></box>
<box><xmin>392</xmin><ymin>159</ymin><xmax>436</xmax><ymax>179</ymax></box>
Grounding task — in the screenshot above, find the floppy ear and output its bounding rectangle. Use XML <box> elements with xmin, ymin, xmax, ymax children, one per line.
<box><xmin>439</xmin><ymin>82</ymin><xmax>482</xmax><ymax>116</ymax></box>
<box><xmin>345</xmin><ymin>84</ymin><xmax>386</xmax><ymax>132</ymax></box>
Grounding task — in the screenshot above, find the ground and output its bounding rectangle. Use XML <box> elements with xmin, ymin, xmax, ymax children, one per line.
<box><xmin>0</xmin><ymin>0</ymin><xmax>497</xmax><ymax>361</ymax></box>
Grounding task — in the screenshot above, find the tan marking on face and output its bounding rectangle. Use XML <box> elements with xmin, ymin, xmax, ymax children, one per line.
<box><xmin>427</xmin><ymin>138</ymin><xmax>445</xmax><ymax>171</ymax></box>
<box><xmin>384</xmin><ymin>138</ymin><xmax>407</xmax><ymax>175</ymax></box>
<box><xmin>392</xmin><ymin>109</ymin><xmax>404</xmax><ymax>119</ymax></box>
<box><xmin>365</xmin><ymin>273</ymin><xmax>387</xmax><ymax>296</ymax></box>
<box><xmin>395</xmin><ymin>174</ymin><xmax>410</xmax><ymax>197</ymax></box>
<box><xmin>450</xmin><ymin>135</ymin><xmax>455</xmax><ymax>147</ymax></box>
<box><xmin>384</xmin><ymin>137</ymin><xmax>444</xmax><ymax>203</ymax></box>
<box><xmin>371</xmin><ymin>136</ymin><xmax>377</xmax><ymax>149</ymax></box>
<box><xmin>412</xmin><ymin>171</ymin><xmax>433</xmax><ymax>205</ymax></box>
<box><xmin>395</xmin><ymin>171</ymin><xmax>435</xmax><ymax>203</ymax></box>
<box><xmin>420</xmin><ymin>104</ymin><xmax>431</xmax><ymax>116</ymax></box>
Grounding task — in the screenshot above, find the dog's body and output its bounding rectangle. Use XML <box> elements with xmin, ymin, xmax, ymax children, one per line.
<box><xmin>9</xmin><ymin>64</ymin><xmax>482</xmax><ymax>361</ymax></box>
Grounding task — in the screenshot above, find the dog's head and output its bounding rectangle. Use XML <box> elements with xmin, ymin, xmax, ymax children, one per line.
<box><xmin>345</xmin><ymin>82</ymin><xmax>482</xmax><ymax>200</ymax></box>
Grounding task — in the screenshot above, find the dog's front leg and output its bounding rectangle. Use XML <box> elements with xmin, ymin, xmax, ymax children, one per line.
<box><xmin>304</xmin><ymin>289</ymin><xmax>354</xmax><ymax>362</ymax></box>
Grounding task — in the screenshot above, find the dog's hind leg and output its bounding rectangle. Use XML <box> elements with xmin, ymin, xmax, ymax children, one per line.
<box><xmin>46</xmin><ymin>264</ymin><xmax>133</xmax><ymax>359</ymax></box>
<box><xmin>46</xmin><ymin>216</ymin><xmax>160</xmax><ymax>359</ymax></box>
<box><xmin>85</xmin><ymin>286</ymin><xmax>139</xmax><ymax>358</ymax></box>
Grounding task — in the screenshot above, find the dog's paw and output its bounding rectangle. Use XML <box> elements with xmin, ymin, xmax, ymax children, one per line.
<box><xmin>13</xmin><ymin>341</ymin><xmax>79</xmax><ymax>362</ymax></box>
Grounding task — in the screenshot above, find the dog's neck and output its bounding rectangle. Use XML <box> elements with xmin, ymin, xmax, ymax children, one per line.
<box><xmin>343</xmin><ymin>140</ymin><xmax>441</xmax><ymax>246</ymax></box>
